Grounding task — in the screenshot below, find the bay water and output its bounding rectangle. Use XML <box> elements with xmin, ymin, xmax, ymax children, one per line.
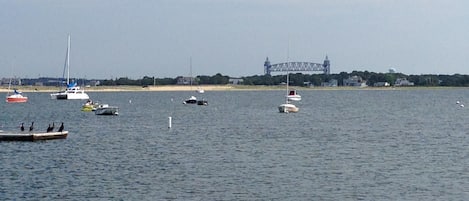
<box><xmin>1</xmin><ymin>89</ymin><xmax>469</xmax><ymax>200</ymax></box>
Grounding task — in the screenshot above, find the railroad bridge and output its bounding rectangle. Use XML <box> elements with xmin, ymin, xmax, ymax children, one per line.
<box><xmin>264</xmin><ymin>56</ymin><xmax>330</xmax><ymax>75</ymax></box>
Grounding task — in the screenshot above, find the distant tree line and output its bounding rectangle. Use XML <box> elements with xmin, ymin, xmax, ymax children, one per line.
<box><xmin>12</xmin><ymin>71</ymin><xmax>469</xmax><ymax>87</ymax></box>
<box><xmin>243</xmin><ymin>71</ymin><xmax>469</xmax><ymax>87</ymax></box>
<box><xmin>99</xmin><ymin>73</ymin><xmax>232</xmax><ymax>86</ymax></box>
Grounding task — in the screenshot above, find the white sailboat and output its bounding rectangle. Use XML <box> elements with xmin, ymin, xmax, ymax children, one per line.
<box><xmin>278</xmin><ymin>43</ymin><xmax>298</xmax><ymax>113</ymax></box>
<box><xmin>278</xmin><ymin>72</ymin><xmax>299</xmax><ymax>113</ymax></box>
<box><xmin>184</xmin><ymin>57</ymin><xmax>207</xmax><ymax>105</ymax></box>
<box><xmin>184</xmin><ymin>57</ymin><xmax>198</xmax><ymax>104</ymax></box>
<box><xmin>50</xmin><ymin>34</ymin><xmax>89</xmax><ymax>100</ymax></box>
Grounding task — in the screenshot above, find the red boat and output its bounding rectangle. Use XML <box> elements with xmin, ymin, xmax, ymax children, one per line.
<box><xmin>6</xmin><ymin>89</ymin><xmax>28</xmax><ymax>103</ymax></box>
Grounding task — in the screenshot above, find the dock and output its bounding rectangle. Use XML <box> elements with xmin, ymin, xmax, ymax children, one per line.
<box><xmin>0</xmin><ymin>131</ymin><xmax>68</xmax><ymax>141</ymax></box>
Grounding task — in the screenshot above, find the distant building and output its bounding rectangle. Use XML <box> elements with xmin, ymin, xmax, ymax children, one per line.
<box><xmin>176</xmin><ymin>77</ymin><xmax>197</xmax><ymax>85</ymax></box>
<box><xmin>89</xmin><ymin>80</ymin><xmax>100</xmax><ymax>86</ymax></box>
<box><xmin>373</xmin><ymin>82</ymin><xmax>390</xmax><ymax>87</ymax></box>
<box><xmin>321</xmin><ymin>79</ymin><xmax>338</xmax><ymax>87</ymax></box>
<box><xmin>228</xmin><ymin>78</ymin><xmax>243</xmax><ymax>85</ymax></box>
<box><xmin>394</xmin><ymin>78</ymin><xmax>414</xmax><ymax>86</ymax></box>
<box><xmin>1</xmin><ymin>78</ymin><xmax>22</xmax><ymax>86</ymax></box>
<box><xmin>343</xmin><ymin>76</ymin><xmax>367</xmax><ymax>87</ymax></box>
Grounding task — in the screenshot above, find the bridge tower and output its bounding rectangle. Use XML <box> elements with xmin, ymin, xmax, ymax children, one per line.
<box><xmin>264</xmin><ymin>57</ymin><xmax>271</xmax><ymax>75</ymax></box>
<box><xmin>322</xmin><ymin>55</ymin><xmax>330</xmax><ymax>75</ymax></box>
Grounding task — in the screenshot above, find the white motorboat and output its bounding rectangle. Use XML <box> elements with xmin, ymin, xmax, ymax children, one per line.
<box><xmin>287</xmin><ymin>89</ymin><xmax>301</xmax><ymax>101</ymax></box>
<box><xmin>183</xmin><ymin>96</ymin><xmax>197</xmax><ymax>104</ymax></box>
<box><xmin>50</xmin><ymin>34</ymin><xmax>89</xmax><ymax>100</ymax></box>
<box><xmin>94</xmin><ymin>104</ymin><xmax>119</xmax><ymax>115</ymax></box>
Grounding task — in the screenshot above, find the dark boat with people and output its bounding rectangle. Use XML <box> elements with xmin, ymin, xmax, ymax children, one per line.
<box><xmin>197</xmin><ymin>99</ymin><xmax>208</xmax><ymax>106</ymax></box>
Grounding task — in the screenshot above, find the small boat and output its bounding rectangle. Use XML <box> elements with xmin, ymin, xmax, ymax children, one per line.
<box><xmin>6</xmin><ymin>89</ymin><xmax>28</xmax><ymax>103</ymax></box>
<box><xmin>278</xmin><ymin>66</ymin><xmax>298</xmax><ymax>113</ymax></box>
<box><xmin>287</xmin><ymin>89</ymin><xmax>301</xmax><ymax>101</ymax></box>
<box><xmin>0</xmin><ymin>131</ymin><xmax>68</xmax><ymax>141</ymax></box>
<box><xmin>81</xmin><ymin>99</ymin><xmax>98</xmax><ymax>111</ymax></box>
<box><xmin>94</xmin><ymin>104</ymin><xmax>119</xmax><ymax>115</ymax></box>
<box><xmin>278</xmin><ymin>102</ymin><xmax>299</xmax><ymax>113</ymax></box>
<box><xmin>197</xmin><ymin>99</ymin><xmax>208</xmax><ymax>106</ymax></box>
<box><xmin>196</xmin><ymin>87</ymin><xmax>204</xmax><ymax>94</ymax></box>
<box><xmin>183</xmin><ymin>96</ymin><xmax>197</xmax><ymax>104</ymax></box>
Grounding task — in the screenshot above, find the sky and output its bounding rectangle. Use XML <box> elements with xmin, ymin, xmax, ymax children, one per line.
<box><xmin>1</xmin><ymin>0</ymin><xmax>469</xmax><ymax>79</ymax></box>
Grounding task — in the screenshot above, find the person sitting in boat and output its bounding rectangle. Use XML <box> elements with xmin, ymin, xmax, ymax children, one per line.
<box><xmin>85</xmin><ymin>99</ymin><xmax>93</xmax><ymax>105</ymax></box>
<box><xmin>13</xmin><ymin>89</ymin><xmax>21</xmax><ymax>94</ymax></box>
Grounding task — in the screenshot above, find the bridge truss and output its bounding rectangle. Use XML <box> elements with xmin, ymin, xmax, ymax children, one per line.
<box><xmin>264</xmin><ymin>56</ymin><xmax>330</xmax><ymax>75</ymax></box>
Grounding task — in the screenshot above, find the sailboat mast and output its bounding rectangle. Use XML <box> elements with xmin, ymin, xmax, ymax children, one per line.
<box><xmin>6</xmin><ymin>78</ymin><xmax>12</xmax><ymax>96</ymax></box>
<box><xmin>286</xmin><ymin>38</ymin><xmax>290</xmax><ymax>102</ymax></box>
<box><xmin>66</xmin><ymin>34</ymin><xmax>70</xmax><ymax>85</ymax></box>
<box><xmin>189</xmin><ymin>57</ymin><xmax>193</xmax><ymax>88</ymax></box>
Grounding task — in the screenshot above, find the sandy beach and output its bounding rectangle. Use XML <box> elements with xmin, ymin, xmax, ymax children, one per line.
<box><xmin>0</xmin><ymin>84</ymin><xmax>449</xmax><ymax>93</ymax></box>
<box><xmin>0</xmin><ymin>85</ymin><xmax>286</xmax><ymax>93</ymax></box>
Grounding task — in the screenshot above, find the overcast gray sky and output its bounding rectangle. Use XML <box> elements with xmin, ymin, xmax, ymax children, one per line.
<box><xmin>1</xmin><ymin>0</ymin><xmax>469</xmax><ymax>79</ymax></box>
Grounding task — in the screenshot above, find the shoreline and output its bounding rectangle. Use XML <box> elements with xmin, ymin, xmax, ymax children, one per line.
<box><xmin>0</xmin><ymin>85</ymin><xmax>465</xmax><ymax>93</ymax></box>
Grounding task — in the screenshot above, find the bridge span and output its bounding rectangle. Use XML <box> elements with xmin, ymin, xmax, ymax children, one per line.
<box><xmin>264</xmin><ymin>56</ymin><xmax>330</xmax><ymax>75</ymax></box>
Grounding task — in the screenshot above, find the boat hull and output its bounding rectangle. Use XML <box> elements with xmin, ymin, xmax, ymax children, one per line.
<box><xmin>184</xmin><ymin>100</ymin><xmax>197</xmax><ymax>104</ymax></box>
<box><xmin>287</xmin><ymin>95</ymin><xmax>301</xmax><ymax>101</ymax></box>
<box><xmin>95</xmin><ymin>107</ymin><xmax>119</xmax><ymax>115</ymax></box>
<box><xmin>0</xmin><ymin>131</ymin><xmax>68</xmax><ymax>141</ymax></box>
<box><xmin>183</xmin><ymin>96</ymin><xmax>198</xmax><ymax>104</ymax></box>
<box><xmin>197</xmin><ymin>100</ymin><xmax>208</xmax><ymax>105</ymax></box>
<box><xmin>6</xmin><ymin>97</ymin><xmax>28</xmax><ymax>103</ymax></box>
<box><xmin>51</xmin><ymin>91</ymin><xmax>89</xmax><ymax>100</ymax></box>
<box><xmin>81</xmin><ymin>105</ymin><xmax>95</xmax><ymax>111</ymax></box>
<box><xmin>278</xmin><ymin>103</ymin><xmax>299</xmax><ymax>113</ymax></box>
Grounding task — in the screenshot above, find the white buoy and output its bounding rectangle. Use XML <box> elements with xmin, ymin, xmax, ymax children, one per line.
<box><xmin>168</xmin><ymin>116</ymin><xmax>172</xmax><ymax>128</ymax></box>
<box><xmin>129</xmin><ymin>99</ymin><xmax>132</xmax><ymax>104</ymax></box>
<box><xmin>461</xmin><ymin>104</ymin><xmax>465</xmax><ymax>108</ymax></box>
<box><xmin>456</xmin><ymin>101</ymin><xmax>460</xmax><ymax>104</ymax></box>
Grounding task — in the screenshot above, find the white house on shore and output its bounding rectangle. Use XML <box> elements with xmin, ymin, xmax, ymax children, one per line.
<box><xmin>394</xmin><ymin>78</ymin><xmax>414</xmax><ymax>86</ymax></box>
<box><xmin>343</xmin><ymin>76</ymin><xmax>367</xmax><ymax>87</ymax></box>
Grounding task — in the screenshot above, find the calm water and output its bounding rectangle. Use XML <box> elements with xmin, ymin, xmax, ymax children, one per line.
<box><xmin>1</xmin><ymin>89</ymin><xmax>469</xmax><ymax>200</ymax></box>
